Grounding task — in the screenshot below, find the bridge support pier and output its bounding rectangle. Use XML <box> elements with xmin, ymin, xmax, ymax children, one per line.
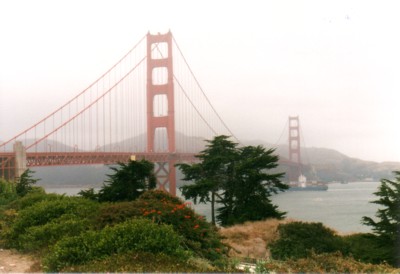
<box><xmin>0</xmin><ymin>141</ymin><xmax>27</xmax><ymax>181</ymax></box>
<box><xmin>154</xmin><ymin>160</ymin><xmax>176</xmax><ymax>196</ymax></box>
<box><xmin>14</xmin><ymin>141</ymin><xmax>27</xmax><ymax>179</ymax></box>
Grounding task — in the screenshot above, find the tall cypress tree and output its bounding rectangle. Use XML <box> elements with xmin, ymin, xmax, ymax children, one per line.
<box><xmin>217</xmin><ymin>145</ymin><xmax>287</xmax><ymax>226</ymax></box>
<box><xmin>16</xmin><ymin>169</ymin><xmax>39</xmax><ymax>197</ymax></box>
<box><xmin>178</xmin><ymin>135</ymin><xmax>238</xmax><ymax>225</ymax></box>
<box><xmin>362</xmin><ymin>171</ymin><xmax>400</xmax><ymax>267</ymax></box>
<box><xmin>178</xmin><ymin>135</ymin><xmax>287</xmax><ymax>226</ymax></box>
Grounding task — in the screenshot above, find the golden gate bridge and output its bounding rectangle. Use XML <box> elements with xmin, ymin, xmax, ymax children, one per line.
<box><xmin>0</xmin><ymin>31</ymin><xmax>300</xmax><ymax>194</ymax></box>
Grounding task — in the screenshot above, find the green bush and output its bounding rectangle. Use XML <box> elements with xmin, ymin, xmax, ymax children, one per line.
<box><xmin>95</xmin><ymin>201</ymin><xmax>142</xmax><ymax>228</ymax></box>
<box><xmin>4</xmin><ymin>196</ymin><xmax>99</xmax><ymax>250</ymax></box>
<box><xmin>18</xmin><ymin>214</ymin><xmax>91</xmax><ymax>252</ymax></box>
<box><xmin>95</xmin><ymin>190</ymin><xmax>228</xmax><ymax>262</ymax></box>
<box><xmin>269</xmin><ymin>221</ymin><xmax>346</xmax><ymax>260</ymax></box>
<box><xmin>0</xmin><ymin>179</ymin><xmax>17</xmax><ymax>206</ymax></box>
<box><xmin>139</xmin><ymin>189</ymin><xmax>183</xmax><ymax>204</ymax></box>
<box><xmin>0</xmin><ymin>191</ymin><xmax>60</xmax><ymax>239</ymax></box>
<box><xmin>343</xmin><ymin>233</ymin><xmax>391</xmax><ymax>265</ymax></box>
<box><xmin>43</xmin><ymin>218</ymin><xmax>186</xmax><ymax>272</ymax></box>
<box><xmin>61</xmin><ymin>251</ymin><xmax>218</xmax><ymax>273</ymax></box>
<box><xmin>6</xmin><ymin>190</ymin><xmax>60</xmax><ymax>211</ymax></box>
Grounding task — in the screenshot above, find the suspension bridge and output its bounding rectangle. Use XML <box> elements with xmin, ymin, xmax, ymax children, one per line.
<box><xmin>0</xmin><ymin>31</ymin><xmax>300</xmax><ymax>194</ymax></box>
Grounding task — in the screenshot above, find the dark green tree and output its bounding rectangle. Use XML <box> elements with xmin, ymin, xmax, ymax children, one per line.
<box><xmin>97</xmin><ymin>159</ymin><xmax>157</xmax><ymax>202</ymax></box>
<box><xmin>78</xmin><ymin>188</ymin><xmax>99</xmax><ymax>201</ymax></box>
<box><xmin>178</xmin><ymin>135</ymin><xmax>287</xmax><ymax>226</ymax></box>
<box><xmin>362</xmin><ymin>171</ymin><xmax>400</xmax><ymax>267</ymax></box>
<box><xmin>177</xmin><ymin>135</ymin><xmax>238</xmax><ymax>225</ymax></box>
<box><xmin>16</xmin><ymin>169</ymin><xmax>39</xmax><ymax>197</ymax></box>
<box><xmin>217</xmin><ymin>145</ymin><xmax>287</xmax><ymax>226</ymax></box>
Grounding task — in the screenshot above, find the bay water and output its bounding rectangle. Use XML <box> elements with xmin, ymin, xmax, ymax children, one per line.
<box><xmin>44</xmin><ymin>181</ymin><xmax>380</xmax><ymax>234</ymax></box>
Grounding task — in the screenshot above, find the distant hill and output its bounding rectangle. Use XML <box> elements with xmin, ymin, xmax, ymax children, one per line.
<box><xmin>244</xmin><ymin>139</ymin><xmax>400</xmax><ymax>182</ymax></box>
<box><xmin>97</xmin><ymin>132</ymin><xmax>206</xmax><ymax>153</ymax></box>
<box><xmin>0</xmin><ymin>139</ymin><xmax>76</xmax><ymax>152</ymax></box>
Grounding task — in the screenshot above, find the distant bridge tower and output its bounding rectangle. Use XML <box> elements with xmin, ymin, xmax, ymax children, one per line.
<box><xmin>288</xmin><ymin>116</ymin><xmax>301</xmax><ymax>181</ymax></box>
<box><xmin>146</xmin><ymin>31</ymin><xmax>177</xmax><ymax>195</ymax></box>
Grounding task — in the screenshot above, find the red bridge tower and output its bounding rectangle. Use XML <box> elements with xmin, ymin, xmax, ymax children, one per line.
<box><xmin>146</xmin><ymin>31</ymin><xmax>177</xmax><ymax>195</ymax></box>
<box><xmin>288</xmin><ymin>116</ymin><xmax>301</xmax><ymax>181</ymax></box>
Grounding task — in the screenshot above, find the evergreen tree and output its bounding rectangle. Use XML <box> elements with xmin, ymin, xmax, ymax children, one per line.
<box><xmin>178</xmin><ymin>135</ymin><xmax>287</xmax><ymax>226</ymax></box>
<box><xmin>97</xmin><ymin>159</ymin><xmax>157</xmax><ymax>202</ymax></box>
<box><xmin>217</xmin><ymin>145</ymin><xmax>287</xmax><ymax>226</ymax></box>
<box><xmin>16</xmin><ymin>169</ymin><xmax>39</xmax><ymax>197</ymax></box>
<box><xmin>178</xmin><ymin>135</ymin><xmax>238</xmax><ymax>225</ymax></box>
<box><xmin>362</xmin><ymin>171</ymin><xmax>400</xmax><ymax>267</ymax></box>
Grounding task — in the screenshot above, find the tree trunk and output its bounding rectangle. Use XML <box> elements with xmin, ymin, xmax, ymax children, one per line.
<box><xmin>211</xmin><ymin>190</ymin><xmax>216</xmax><ymax>225</ymax></box>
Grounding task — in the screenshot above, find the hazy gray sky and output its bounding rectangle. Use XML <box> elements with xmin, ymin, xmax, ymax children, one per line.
<box><xmin>0</xmin><ymin>0</ymin><xmax>399</xmax><ymax>162</ymax></box>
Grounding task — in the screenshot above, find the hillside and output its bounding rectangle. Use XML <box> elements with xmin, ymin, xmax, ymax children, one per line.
<box><xmin>244</xmin><ymin>139</ymin><xmax>400</xmax><ymax>182</ymax></box>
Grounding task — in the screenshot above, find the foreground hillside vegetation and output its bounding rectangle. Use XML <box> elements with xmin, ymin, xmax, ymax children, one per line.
<box><xmin>0</xmin><ymin>186</ymin><xmax>235</xmax><ymax>272</ymax></box>
<box><xmin>221</xmin><ymin>220</ymin><xmax>399</xmax><ymax>273</ymax></box>
<box><xmin>1</xmin><ymin>179</ymin><xmax>399</xmax><ymax>272</ymax></box>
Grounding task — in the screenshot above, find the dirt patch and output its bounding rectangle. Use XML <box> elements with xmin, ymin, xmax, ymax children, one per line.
<box><xmin>0</xmin><ymin>249</ymin><xmax>40</xmax><ymax>273</ymax></box>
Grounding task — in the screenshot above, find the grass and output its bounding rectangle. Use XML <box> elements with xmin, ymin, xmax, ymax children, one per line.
<box><xmin>219</xmin><ymin>218</ymin><xmax>294</xmax><ymax>260</ymax></box>
<box><xmin>258</xmin><ymin>251</ymin><xmax>399</xmax><ymax>273</ymax></box>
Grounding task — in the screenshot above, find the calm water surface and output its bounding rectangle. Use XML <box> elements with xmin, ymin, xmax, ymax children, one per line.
<box><xmin>45</xmin><ymin>181</ymin><xmax>380</xmax><ymax>234</ymax></box>
<box><xmin>271</xmin><ymin>181</ymin><xmax>380</xmax><ymax>233</ymax></box>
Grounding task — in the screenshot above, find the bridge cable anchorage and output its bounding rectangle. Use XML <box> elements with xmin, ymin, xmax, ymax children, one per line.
<box><xmin>0</xmin><ymin>34</ymin><xmax>147</xmax><ymax>151</ymax></box>
<box><xmin>171</xmin><ymin>35</ymin><xmax>241</xmax><ymax>144</ymax></box>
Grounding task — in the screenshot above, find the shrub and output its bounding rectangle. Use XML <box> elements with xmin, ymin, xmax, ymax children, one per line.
<box><xmin>343</xmin><ymin>233</ymin><xmax>391</xmax><ymax>265</ymax></box>
<box><xmin>139</xmin><ymin>189</ymin><xmax>183</xmax><ymax>204</ymax></box>
<box><xmin>43</xmin><ymin>218</ymin><xmax>186</xmax><ymax>272</ymax></box>
<box><xmin>62</xmin><ymin>251</ymin><xmax>218</xmax><ymax>273</ymax></box>
<box><xmin>18</xmin><ymin>214</ymin><xmax>91</xmax><ymax>252</ymax></box>
<box><xmin>0</xmin><ymin>208</ymin><xmax>18</xmax><ymax>246</ymax></box>
<box><xmin>61</xmin><ymin>251</ymin><xmax>218</xmax><ymax>273</ymax></box>
<box><xmin>269</xmin><ymin>221</ymin><xmax>346</xmax><ymax>260</ymax></box>
<box><xmin>95</xmin><ymin>201</ymin><xmax>142</xmax><ymax>228</ymax></box>
<box><xmin>0</xmin><ymin>179</ymin><xmax>17</xmax><ymax>206</ymax></box>
<box><xmin>6</xmin><ymin>191</ymin><xmax>59</xmax><ymax>211</ymax></box>
<box><xmin>95</xmin><ymin>190</ymin><xmax>228</xmax><ymax>262</ymax></box>
<box><xmin>4</xmin><ymin>196</ymin><xmax>99</xmax><ymax>250</ymax></box>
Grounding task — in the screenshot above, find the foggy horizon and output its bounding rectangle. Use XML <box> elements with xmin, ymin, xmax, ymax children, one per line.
<box><xmin>1</xmin><ymin>0</ymin><xmax>399</xmax><ymax>163</ymax></box>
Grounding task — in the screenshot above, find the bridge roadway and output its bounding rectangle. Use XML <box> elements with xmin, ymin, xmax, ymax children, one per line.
<box><xmin>0</xmin><ymin>151</ymin><xmax>198</xmax><ymax>195</ymax></box>
<box><xmin>23</xmin><ymin>152</ymin><xmax>196</xmax><ymax>167</ymax></box>
<box><xmin>0</xmin><ymin>150</ymin><xmax>296</xmax><ymax>173</ymax></box>
<box><xmin>0</xmin><ymin>150</ymin><xmax>298</xmax><ymax>195</ymax></box>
